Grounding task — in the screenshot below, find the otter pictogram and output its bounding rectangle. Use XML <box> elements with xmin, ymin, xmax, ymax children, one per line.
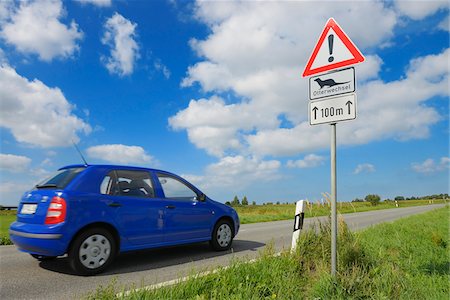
<box><xmin>314</xmin><ymin>78</ymin><xmax>350</xmax><ymax>89</ymax></box>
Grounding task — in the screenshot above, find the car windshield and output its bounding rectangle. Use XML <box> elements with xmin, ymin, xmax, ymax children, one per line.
<box><xmin>35</xmin><ymin>167</ymin><xmax>86</xmax><ymax>189</ymax></box>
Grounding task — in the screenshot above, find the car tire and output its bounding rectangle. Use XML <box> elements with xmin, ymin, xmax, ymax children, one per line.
<box><xmin>69</xmin><ymin>228</ymin><xmax>116</xmax><ymax>276</ymax></box>
<box><xmin>30</xmin><ymin>254</ymin><xmax>57</xmax><ymax>261</ymax></box>
<box><xmin>210</xmin><ymin>219</ymin><xmax>234</xmax><ymax>251</ymax></box>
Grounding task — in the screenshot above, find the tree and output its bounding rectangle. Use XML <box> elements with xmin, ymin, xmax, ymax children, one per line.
<box><xmin>276</xmin><ymin>201</ymin><xmax>280</xmax><ymax>205</ymax></box>
<box><xmin>225</xmin><ymin>201</ymin><xmax>231</xmax><ymax>206</ymax></box>
<box><xmin>352</xmin><ymin>198</ymin><xmax>364</xmax><ymax>202</ymax></box>
<box><xmin>252</xmin><ymin>201</ymin><xmax>256</xmax><ymax>206</ymax></box>
<box><xmin>394</xmin><ymin>196</ymin><xmax>404</xmax><ymax>201</ymax></box>
<box><xmin>242</xmin><ymin>196</ymin><xmax>249</xmax><ymax>206</ymax></box>
<box><xmin>365</xmin><ymin>194</ymin><xmax>381</xmax><ymax>206</ymax></box>
<box><xmin>231</xmin><ymin>196</ymin><xmax>240</xmax><ymax>206</ymax></box>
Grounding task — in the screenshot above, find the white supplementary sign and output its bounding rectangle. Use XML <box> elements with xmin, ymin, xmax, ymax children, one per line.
<box><xmin>309</xmin><ymin>67</ymin><xmax>355</xmax><ymax>100</ymax></box>
<box><xmin>309</xmin><ymin>93</ymin><xmax>356</xmax><ymax>125</ymax></box>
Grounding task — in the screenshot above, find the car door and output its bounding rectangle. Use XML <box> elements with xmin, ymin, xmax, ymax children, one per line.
<box><xmin>100</xmin><ymin>169</ymin><xmax>164</xmax><ymax>246</ymax></box>
<box><xmin>155</xmin><ymin>173</ymin><xmax>214</xmax><ymax>244</ymax></box>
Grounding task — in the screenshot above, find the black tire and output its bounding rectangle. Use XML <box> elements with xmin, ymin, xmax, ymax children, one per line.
<box><xmin>69</xmin><ymin>227</ymin><xmax>116</xmax><ymax>276</ymax></box>
<box><xmin>30</xmin><ymin>254</ymin><xmax>57</xmax><ymax>261</ymax></box>
<box><xmin>210</xmin><ymin>219</ymin><xmax>234</xmax><ymax>251</ymax></box>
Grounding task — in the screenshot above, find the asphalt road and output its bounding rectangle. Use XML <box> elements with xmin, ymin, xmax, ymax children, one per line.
<box><xmin>0</xmin><ymin>204</ymin><xmax>445</xmax><ymax>299</ymax></box>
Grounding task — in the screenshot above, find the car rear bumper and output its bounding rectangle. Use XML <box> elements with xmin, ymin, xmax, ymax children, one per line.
<box><xmin>9</xmin><ymin>222</ymin><xmax>68</xmax><ymax>257</ymax></box>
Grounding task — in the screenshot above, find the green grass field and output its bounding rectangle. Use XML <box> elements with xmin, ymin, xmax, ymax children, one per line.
<box><xmin>87</xmin><ymin>206</ymin><xmax>449</xmax><ymax>299</ymax></box>
<box><xmin>0</xmin><ymin>211</ymin><xmax>16</xmax><ymax>245</ymax></box>
<box><xmin>236</xmin><ymin>199</ymin><xmax>446</xmax><ymax>224</ymax></box>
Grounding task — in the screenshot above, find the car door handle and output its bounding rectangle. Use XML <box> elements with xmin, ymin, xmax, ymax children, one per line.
<box><xmin>108</xmin><ymin>202</ymin><xmax>122</xmax><ymax>207</ymax></box>
<box><xmin>165</xmin><ymin>205</ymin><xmax>176</xmax><ymax>209</ymax></box>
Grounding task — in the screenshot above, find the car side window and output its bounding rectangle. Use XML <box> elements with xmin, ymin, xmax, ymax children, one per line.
<box><xmin>157</xmin><ymin>175</ymin><xmax>197</xmax><ymax>200</ymax></box>
<box><xmin>100</xmin><ymin>173</ymin><xmax>118</xmax><ymax>195</ymax></box>
<box><xmin>101</xmin><ymin>170</ymin><xmax>154</xmax><ymax>198</ymax></box>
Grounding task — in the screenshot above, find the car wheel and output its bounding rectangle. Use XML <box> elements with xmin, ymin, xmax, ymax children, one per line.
<box><xmin>30</xmin><ymin>254</ymin><xmax>57</xmax><ymax>261</ymax></box>
<box><xmin>69</xmin><ymin>228</ymin><xmax>116</xmax><ymax>276</ymax></box>
<box><xmin>210</xmin><ymin>219</ymin><xmax>234</xmax><ymax>251</ymax></box>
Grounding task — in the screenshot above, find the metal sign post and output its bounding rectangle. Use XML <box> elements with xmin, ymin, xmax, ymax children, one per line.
<box><xmin>330</xmin><ymin>123</ymin><xmax>337</xmax><ymax>276</ymax></box>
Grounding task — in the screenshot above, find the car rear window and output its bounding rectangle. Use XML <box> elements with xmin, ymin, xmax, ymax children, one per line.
<box><xmin>35</xmin><ymin>167</ymin><xmax>86</xmax><ymax>189</ymax></box>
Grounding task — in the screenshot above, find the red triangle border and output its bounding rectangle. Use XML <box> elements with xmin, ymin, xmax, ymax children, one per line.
<box><xmin>302</xmin><ymin>18</ymin><xmax>365</xmax><ymax>77</ymax></box>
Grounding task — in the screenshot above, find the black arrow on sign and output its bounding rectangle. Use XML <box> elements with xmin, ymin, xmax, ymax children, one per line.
<box><xmin>345</xmin><ymin>101</ymin><xmax>353</xmax><ymax>114</ymax></box>
<box><xmin>312</xmin><ymin>106</ymin><xmax>318</xmax><ymax>119</ymax></box>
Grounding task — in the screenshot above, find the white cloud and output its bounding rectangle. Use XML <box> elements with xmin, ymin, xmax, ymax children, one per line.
<box><xmin>86</xmin><ymin>144</ymin><xmax>156</xmax><ymax>165</ymax></box>
<box><xmin>0</xmin><ymin>0</ymin><xmax>83</xmax><ymax>61</ymax></box>
<box><xmin>438</xmin><ymin>15</ymin><xmax>449</xmax><ymax>32</ymax></box>
<box><xmin>0</xmin><ymin>65</ymin><xmax>91</xmax><ymax>147</ymax></box>
<box><xmin>0</xmin><ymin>1</ymin><xmax>13</xmax><ymax>24</ymax></box>
<box><xmin>76</xmin><ymin>0</ymin><xmax>112</xmax><ymax>7</ymax></box>
<box><xmin>170</xmin><ymin>1</ymin><xmax>449</xmax><ymax>191</ymax></box>
<box><xmin>287</xmin><ymin>154</ymin><xmax>326</xmax><ymax>169</ymax></box>
<box><xmin>0</xmin><ymin>153</ymin><xmax>31</xmax><ymax>173</ymax></box>
<box><xmin>353</xmin><ymin>163</ymin><xmax>375</xmax><ymax>174</ymax></box>
<box><xmin>394</xmin><ymin>0</ymin><xmax>449</xmax><ymax>20</ymax></box>
<box><xmin>0</xmin><ymin>181</ymin><xmax>34</xmax><ymax>205</ymax></box>
<box><xmin>154</xmin><ymin>60</ymin><xmax>171</xmax><ymax>79</ymax></box>
<box><xmin>101</xmin><ymin>12</ymin><xmax>139</xmax><ymax>76</ymax></box>
<box><xmin>412</xmin><ymin>157</ymin><xmax>450</xmax><ymax>174</ymax></box>
<box><xmin>0</xmin><ymin>47</ymin><xmax>7</xmax><ymax>64</ymax></box>
<box><xmin>169</xmin><ymin>96</ymin><xmax>276</xmax><ymax>157</ymax></box>
<box><xmin>171</xmin><ymin>1</ymin><xmax>402</xmax><ymax>157</ymax></box>
<box><xmin>184</xmin><ymin>156</ymin><xmax>281</xmax><ymax>190</ymax></box>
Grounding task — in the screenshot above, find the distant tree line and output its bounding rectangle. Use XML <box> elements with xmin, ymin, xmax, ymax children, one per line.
<box><xmin>225</xmin><ymin>196</ymin><xmax>290</xmax><ymax>207</ymax></box>
<box><xmin>352</xmin><ymin>193</ymin><xmax>448</xmax><ymax>206</ymax></box>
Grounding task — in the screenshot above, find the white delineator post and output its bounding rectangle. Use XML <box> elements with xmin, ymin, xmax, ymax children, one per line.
<box><xmin>291</xmin><ymin>200</ymin><xmax>306</xmax><ymax>252</ymax></box>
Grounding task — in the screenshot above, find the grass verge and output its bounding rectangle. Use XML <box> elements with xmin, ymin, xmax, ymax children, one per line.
<box><xmin>0</xmin><ymin>211</ymin><xmax>15</xmax><ymax>245</ymax></box>
<box><xmin>236</xmin><ymin>199</ymin><xmax>447</xmax><ymax>224</ymax></box>
<box><xmin>86</xmin><ymin>206</ymin><xmax>449</xmax><ymax>299</ymax></box>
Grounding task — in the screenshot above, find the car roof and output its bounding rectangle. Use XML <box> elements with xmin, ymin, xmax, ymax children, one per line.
<box><xmin>59</xmin><ymin>164</ymin><xmax>168</xmax><ymax>174</ymax></box>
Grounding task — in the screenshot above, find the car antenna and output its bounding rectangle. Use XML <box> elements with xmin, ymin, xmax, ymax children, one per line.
<box><xmin>72</xmin><ymin>140</ymin><xmax>88</xmax><ymax>166</ymax></box>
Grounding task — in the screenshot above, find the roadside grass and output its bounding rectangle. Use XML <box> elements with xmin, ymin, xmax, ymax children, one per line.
<box><xmin>236</xmin><ymin>198</ymin><xmax>447</xmax><ymax>224</ymax></box>
<box><xmin>86</xmin><ymin>206</ymin><xmax>449</xmax><ymax>300</ymax></box>
<box><xmin>0</xmin><ymin>211</ymin><xmax>15</xmax><ymax>245</ymax></box>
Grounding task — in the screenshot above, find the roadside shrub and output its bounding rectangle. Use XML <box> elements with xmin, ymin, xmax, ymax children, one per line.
<box><xmin>365</xmin><ymin>194</ymin><xmax>381</xmax><ymax>206</ymax></box>
<box><xmin>0</xmin><ymin>235</ymin><xmax>12</xmax><ymax>245</ymax></box>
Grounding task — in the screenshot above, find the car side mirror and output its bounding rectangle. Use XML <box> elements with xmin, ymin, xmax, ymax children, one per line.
<box><xmin>198</xmin><ymin>193</ymin><xmax>206</xmax><ymax>202</ymax></box>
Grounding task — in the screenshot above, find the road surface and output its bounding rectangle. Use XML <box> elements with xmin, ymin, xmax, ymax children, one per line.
<box><xmin>0</xmin><ymin>204</ymin><xmax>445</xmax><ymax>299</ymax></box>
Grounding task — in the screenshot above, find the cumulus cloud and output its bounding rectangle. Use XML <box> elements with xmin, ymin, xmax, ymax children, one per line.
<box><xmin>86</xmin><ymin>144</ymin><xmax>156</xmax><ymax>165</ymax></box>
<box><xmin>0</xmin><ymin>0</ymin><xmax>83</xmax><ymax>61</ymax></box>
<box><xmin>0</xmin><ymin>65</ymin><xmax>91</xmax><ymax>147</ymax></box>
<box><xmin>169</xmin><ymin>95</ymin><xmax>276</xmax><ymax>157</ymax></box>
<box><xmin>0</xmin><ymin>153</ymin><xmax>31</xmax><ymax>173</ymax></box>
<box><xmin>0</xmin><ymin>181</ymin><xmax>35</xmax><ymax>205</ymax></box>
<box><xmin>394</xmin><ymin>0</ymin><xmax>449</xmax><ymax>20</ymax></box>
<box><xmin>76</xmin><ymin>0</ymin><xmax>112</xmax><ymax>7</ymax></box>
<box><xmin>101</xmin><ymin>13</ymin><xmax>139</xmax><ymax>76</ymax></box>
<box><xmin>170</xmin><ymin>1</ymin><xmax>448</xmax><ymax>188</ymax></box>
<box><xmin>411</xmin><ymin>157</ymin><xmax>450</xmax><ymax>174</ymax></box>
<box><xmin>438</xmin><ymin>15</ymin><xmax>449</xmax><ymax>32</ymax></box>
<box><xmin>184</xmin><ymin>156</ymin><xmax>281</xmax><ymax>190</ymax></box>
<box><xmin>154</xmin><ymin>60</ymin><xmax>171</xmax><ymax>79</ymax></box>
<box><xmin>353</xmin><ymin>163</ymin><xmax>375</xmax><ymax>174</ymax></box>
<box><xmin>287</xmin><ymin>154</ymin><xmax>326</xmax><ymax>169</ymax></box>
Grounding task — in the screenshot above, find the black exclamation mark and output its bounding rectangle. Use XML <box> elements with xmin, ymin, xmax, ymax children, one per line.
<box><xmin>328</xmin><ymin>34</ymin><xmax>334</xmax><ymax>63</ymax></box>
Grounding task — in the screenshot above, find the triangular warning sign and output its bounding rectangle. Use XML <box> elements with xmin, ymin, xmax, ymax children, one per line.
<box><xmin>302</xmin><ymin>18</ymin><xmax>365</xmax><ymax>77</ymax></box>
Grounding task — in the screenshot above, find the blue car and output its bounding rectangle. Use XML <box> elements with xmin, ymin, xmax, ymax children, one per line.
<box><xmin>9</xmin><ymin>165</ymin><xmax>240</xmax><ymax>275</ymax></box>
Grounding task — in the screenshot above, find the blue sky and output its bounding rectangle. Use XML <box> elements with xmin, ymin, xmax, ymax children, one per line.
<box><xmin>0</xmin><ymin>0</ymin><xmax>448</xmax><ymax>206</ymax></box>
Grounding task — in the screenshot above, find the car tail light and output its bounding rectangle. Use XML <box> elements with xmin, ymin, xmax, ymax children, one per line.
<box><xmin>45</xmin><ymin>196</ymin><xmax>67</xmax><ymax>224</ymax></box>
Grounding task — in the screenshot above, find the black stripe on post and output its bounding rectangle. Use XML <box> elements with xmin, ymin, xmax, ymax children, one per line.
<box><xmin>293</xmin><ymin>212</ymin><xmax>305</xmax><ymax>232</ymax></box>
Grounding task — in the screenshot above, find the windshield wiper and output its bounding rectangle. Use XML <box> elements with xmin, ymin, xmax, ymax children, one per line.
<box><xmin>35</xmin><ymin>183</ymin><xmax>58</xmax><ymax>189</ymax></box>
